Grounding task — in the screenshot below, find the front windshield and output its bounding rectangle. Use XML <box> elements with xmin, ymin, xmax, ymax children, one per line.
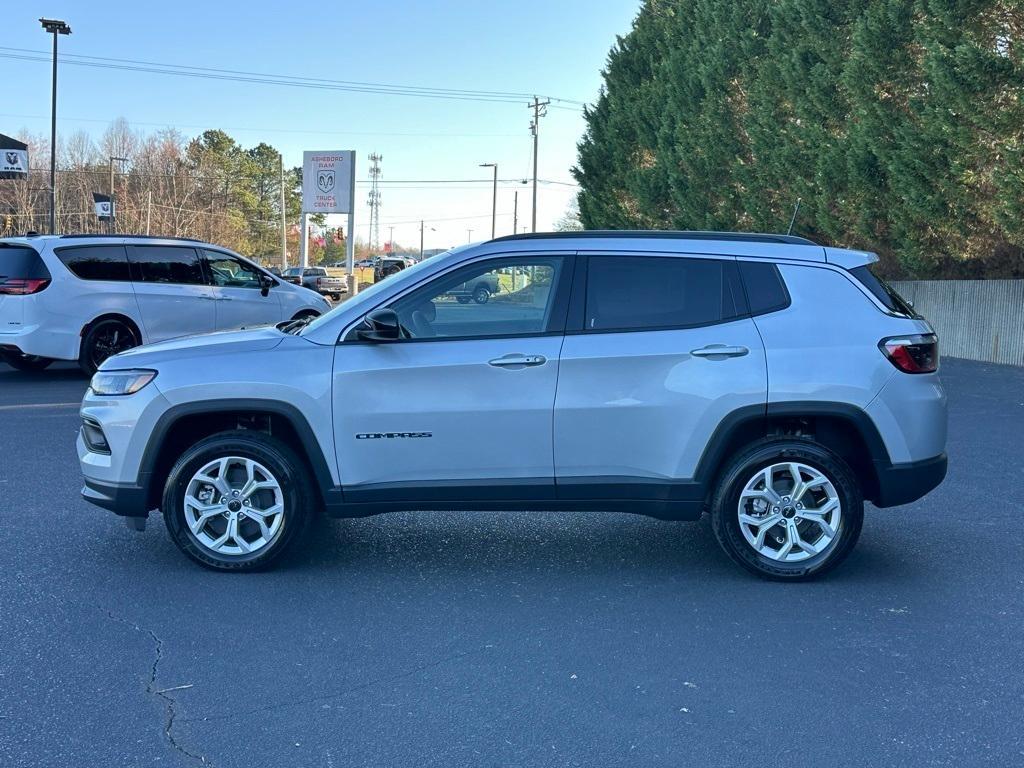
<box><xmin>284</xmin><ymin>267</ymin><xmax>302</xmax><ymax>276</ymax></box>
<box><xmin>300</xmin><ymin>249</ymin><xmax>458</xmax><ymax>336</ymax></box>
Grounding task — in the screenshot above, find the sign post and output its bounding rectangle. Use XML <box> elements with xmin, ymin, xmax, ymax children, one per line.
<box><xmin>93</xmin><ymin>193</ymin><xmax>114</xmax><ymax>225</ymax></box>
<box><xmin>302</xmin><ymin>150</ymin><xmax>357</xmax><ymax>294</ymax></box>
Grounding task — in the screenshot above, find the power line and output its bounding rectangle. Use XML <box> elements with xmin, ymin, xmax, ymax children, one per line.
<box><xmin>0</xmin><ymin>47</ymin><xmax>587</xmax><ymax>109</ymax></box>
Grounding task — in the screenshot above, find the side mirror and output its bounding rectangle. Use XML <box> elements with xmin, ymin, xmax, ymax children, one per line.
<box><xmin>357</xmin><ymin>308</ymin><xmax>402</xmax><ymax>342</ymax></box>
<box><xmin>259</xmin><ymin>274</ymin><xmax>274</xmax><ymax>297</ymax></box>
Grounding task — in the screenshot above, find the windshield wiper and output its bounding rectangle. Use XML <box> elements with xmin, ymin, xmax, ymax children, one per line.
<box><xmin>278</xmin><ymin>316</ymin><xmax>314</xmax><ymax>335</ymax></box>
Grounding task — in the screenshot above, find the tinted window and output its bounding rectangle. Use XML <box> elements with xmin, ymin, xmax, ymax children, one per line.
<box><xmin>388</xmin><ymin>258</ymin><xmax>565</xmax><ymax>340</ymax></box>
<box><xmin>203</xmin><ymin>250</ymin><xmax>263</xmax><ymax>289</ymax></box>
<box><xmin>55</xmin><ymin>245</ymin><xmax>129</xmax><ymax>282</ymax></box>
<box><xmin>849</xmin><ymin>265</ymin><xmax>917</xmax><ymax>317</ymax></box>
<box><xmin>0</xmin><ymin>245</ymin><xmax>50</xmax><ymax>279</ymax></box>
<box><xmin>585</xmin><ymin>256</ymin><xmax>744</xmax><ymax>332</ymax></box>
<box><xmin>128</xmin><ymin>246</ymin><xmax>206</xmax><ymax>285</ymax></box>
<box><xmin>738</xmin><ymin>260</ymin><xmax>790</xmax><ymax>315</ymax></box>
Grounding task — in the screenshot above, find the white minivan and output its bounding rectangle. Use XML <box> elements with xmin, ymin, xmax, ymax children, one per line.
<box><xmin>0</xmin><ymin>235</ymin><xmax>329</xmax><ymax>374</ymax></box>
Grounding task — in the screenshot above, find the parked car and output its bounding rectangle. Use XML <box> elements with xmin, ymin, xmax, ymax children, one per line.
<box><xmin>374</xmin><ymin>257</ymin><xmax>412</xmax><ymax>282</ymax></box>
<box><xmin>444</xmin><ymin>271</ymin><xmax>500</xmax><ymax>304</ymax></box>
<box><xmin>281</xmin><ymin>266</ymin><xmax>347</xmax><ymax>300</ymax></box>
<box><xmin>78</xmin><ymin>231</ymin><xmax>947</xmax><ymax>578</ymax></box>
<box><xmin>0</xmin><ymin>234</ymin><xmax>329</xmax><ymax>375</ymax></box>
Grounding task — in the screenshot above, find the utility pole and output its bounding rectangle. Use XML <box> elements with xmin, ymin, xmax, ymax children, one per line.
<box><xmin>480</xmin><ymin>163</ymin><xmax>497</xmax><ymax>239</ymax></box>
<box><xmin>279</xmin><ymin>154</ymin><xmax>287</xmax><ymax>269</ymax></box>
<box><xmin>467</xmin><ymin>229</ymin><xmax>474</xmax><ymax>243</ymax></box>
<box><xmin>145</xmin><ymin>190</ymin><xmax>152</xmax><ymax>235</ymax></box>
<box><xmin>529</xmin><ymin>96</ymin><xmax>549</xmax><ymax>233</ymax></box>
<box><xmin>367</xmin><ymin>153</ymin><xmax>382</xmax><ymax>254</ymax></box>
<box><xmin>108</xmin><ymin>156</ymin><xmax>127</xmax><ymax>234</ymax></box>
<box><xmin>420</xmin><ymin>220</ymin><xmax>424</xmax><ymax>260</ymax></box>
<box><xmin>513</xmin><ymin>190</ymin><xmax>518</xmax><ymax>235</ymax></box>
<box><xmin>41</xmin><ymin>18</ymin><xmax>71</xmax><ymax>235</ymax></box>
<box><xmin>388</xmin><ymin>225</ymin><xmax>395</xmax><ymax>252</ymax></box>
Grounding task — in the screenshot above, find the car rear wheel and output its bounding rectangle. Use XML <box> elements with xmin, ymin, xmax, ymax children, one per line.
<box><xmin>0</xmin><ymin>350</ymin><xmax>54</xmax><ymax>372</ymax></box>
<box><xmin>473</xmin><ymin>285</ymin><xmax>491</xmax><ymax>304</ymax></box>
<box><xmin>710</xmin><ymin>439</ymin><xmax>863</xmax><ymax>581</ymax></box>
<box><xmin>162</xmin><ymin>430</ymin><xmax>315</xmax><ymax>572</ymax></box>
<box><xmin>79</xmin><ymin>319</ymin><xmax>139</xmax><ymax>376</ymax></box>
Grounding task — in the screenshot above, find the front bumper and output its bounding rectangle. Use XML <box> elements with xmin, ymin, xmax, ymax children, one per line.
<box><xmin>82</xmin><ymin>477</ymin><xmax>151</xmax><ymax>518</ymax></box>
<box><xmin>873</xmin><ymin>453</ymin><xmax>947</xmax><ymax>507</ymax></box>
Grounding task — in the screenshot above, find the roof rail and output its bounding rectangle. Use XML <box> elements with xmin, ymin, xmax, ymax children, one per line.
<box><xmin>58</xmin><ymin>233</ymin><xmax>205</xmax><ymax>243</ymax></box>
<box><xmin>489</xmin><ymin>230</ymin><xmax>818</xmax><ymax>246</ymax></box>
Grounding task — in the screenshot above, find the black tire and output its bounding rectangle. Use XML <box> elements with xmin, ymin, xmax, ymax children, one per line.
<box><xmin>710</xmin><ymin>439</ymin><xmax>863</xmax><ymax>581</ymax></box>
<box><xmin>456</xmin><ymin>296</ymin><xmax>471</xmax><ymax>305</ymax></box>
<box><xmin>0</xmin><ymin>350</ymin><xmax>54</xmax><ymax>372</ymax></box>
<box><xmin>473</xmin><ymin>285</ymin><xmax>491</xmax><ymax>304</ymax></box>
<box><xmin>161</xmin><ymin>430</ymin><xmax>315</xmax><ymax>572</ymax></box>
<box><xmin>79</xmin><ymin>318</ymin><xmax>139</xmax><ymax>376</ymax></box>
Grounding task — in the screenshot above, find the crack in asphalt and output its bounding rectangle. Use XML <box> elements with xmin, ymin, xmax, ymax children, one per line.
<box><xmin>181</xmin><ymin>643</ymin><xmax>487</xmax><ymax>725</ymax></box>
<box><xmin>100</xmin><ymin>608</ymin><xmax>209</xmax><ymax>766</ymax></box>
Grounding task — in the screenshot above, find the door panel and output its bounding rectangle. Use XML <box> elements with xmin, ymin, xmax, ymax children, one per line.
<box><xmin>203</xmin><ymin>250</ymin><xmax>282</xmax><ymax>330</ymax></box>
<box><xmin>126</xmin><ymin>245</ymin><xmax>216</xmax><ymax>342</ymax></box>
<box><xmin>333</xmin><ymin>337</ymin><xmax>563</xmax><ymax>490</ymax></box>
<box><xmin>554</xmin><ymin>320</ymin><xmax>767</xmax><ymax>483</ymax></box>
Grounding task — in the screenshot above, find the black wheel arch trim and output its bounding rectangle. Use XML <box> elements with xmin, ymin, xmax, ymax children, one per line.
<box><xmin>135</xmin><ymin>399</ymin><xmax>336</xmax><ymax>512</ymax></box>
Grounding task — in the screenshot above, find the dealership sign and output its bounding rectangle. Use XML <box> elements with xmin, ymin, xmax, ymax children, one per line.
<box><xmin>93</xmin><ymin>193</ymin><xmax>114</xmax><ymax>220</ymax></box>
<box><xmin>302</xmin><ymin>150</ymin><xmax>354</xmax><ymax>214</ymax></box>
<box><xmin>0</xmin><ymin>134</ymin><xmax>29</xmax><ymax>179</ymax></box>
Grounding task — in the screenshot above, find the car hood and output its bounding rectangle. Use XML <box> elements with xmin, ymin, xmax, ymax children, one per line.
<box><xmin>100</xmin><ymin>326</ymin><xmax>285</xmax><ymax>370</ymax></box>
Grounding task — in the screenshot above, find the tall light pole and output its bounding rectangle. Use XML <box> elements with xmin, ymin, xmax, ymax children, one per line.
<box><xmin>40</xmin><ymin>18</ymin><xmax>71</xmax><ymax>235</ymax></box>
<box><xmin>528</xmin><ymin>96</ymin><xmax>549</xmax><ymax>233</ymax></box>
<box><xmin>419</xmin><ymin>221</ymin><xmax>435</xmax><ymax>260</ymax></box>
<box><xmin>467</xmin><ymin>229</ymin><xmax>474</xmax><ymax>243</ymax></box>
<box><xmin>479</xmin><ymin>163</ymin><xmax>497</xmax><ymax>239</ymax></box>
<box><xmin>108</xmin><ymin>156</ymin><xmax>127</xmax><ymax>234</ymax></box>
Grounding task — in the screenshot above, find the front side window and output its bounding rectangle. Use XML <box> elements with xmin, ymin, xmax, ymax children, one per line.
<box><xmin>204</xmin><ymin>250</ymin><xmax>263</xmax><ymax>289</ymax></box>
<box><xmin>388</xmin><ymin>257</ymin><xmax>565</xmax><ymax>340</ymax></box>
<box><xmin>128</xmin><ymin>246</ymin><xmax>206</xmax><ymax>285</ymax></box>
<box><xmin>55</xmin><ymin>245</ymin><xmax>130</xmax><ymax>282</ymax></box>
<box><xmin>585</xmin><ymin>256</ymin><xmax>745</xmax><ymax>332</ymax></box>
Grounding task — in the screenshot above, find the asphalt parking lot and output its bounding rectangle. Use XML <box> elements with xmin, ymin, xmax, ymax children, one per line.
<box><xmin>1</xmin><ymin>357</ymin><xmax>1021</xmax><ymax>767</ymax></box>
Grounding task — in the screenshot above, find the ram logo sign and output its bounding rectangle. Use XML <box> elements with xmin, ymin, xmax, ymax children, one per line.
<box><xmin>302</xmin><ymin>150</ymin><xmax>354</xmax><ymax>214</ymax></box>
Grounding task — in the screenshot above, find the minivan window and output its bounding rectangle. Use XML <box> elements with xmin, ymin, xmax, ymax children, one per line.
<box><xmin>585</xmin><ymin>256</ymin><xmax>744</xmax><ymax>332</ymax></box>
<box><xmin>738</xmin><ymin>260</ymin><xmax>790</xmax><ymax>315</ymax></box>
<box><xmin>128</xmin><ymin>246</ymin><xmax>206</xmax><ymax>285</ymax></box>
<box><xmin>203</xmin><ymin>250</ymin><xmax>263</xmax><ymax>289</ymax></box>
<box><xmin>55</xmin><ymin>245</ymin><xmax>130</xmax><ymax>282</ymax></box>
<box><xmin>0</xmin><ymin>244</ymin><xmax>51</xmax><ymax>280</ymax></box>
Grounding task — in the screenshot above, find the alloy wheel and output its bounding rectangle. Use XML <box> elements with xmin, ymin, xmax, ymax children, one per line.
<box><xmin>736</xmin><ymin>462</ymin><xmax>842</xmax><ymax>563</ymax></box>
<box><xmin>183</xmin><ymin>456</ymin><xmax>285</xmax><ymax>556</ymax></box>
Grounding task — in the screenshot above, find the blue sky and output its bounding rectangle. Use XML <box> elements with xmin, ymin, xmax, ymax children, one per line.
<box><xmin>4</xmin><ymin>1</ymin><xmax>640</xmax><ymax>248</ymax></box>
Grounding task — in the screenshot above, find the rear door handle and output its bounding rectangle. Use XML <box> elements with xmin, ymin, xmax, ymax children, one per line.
<box><xmin>488</xmin><ymin>354</ymin><xmax>546</xmax><ymax>368</ymax></box>
<box><xmin>691</xmin><ymin>345</ymin><xmax>749</xmax><ymax>358</ymax></box>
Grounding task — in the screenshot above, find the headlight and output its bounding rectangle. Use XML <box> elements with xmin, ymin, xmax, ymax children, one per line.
<box><xmin>90</xmin><ymin>369</ymin><xmax>157</xmax><ymax>396</ymax></box>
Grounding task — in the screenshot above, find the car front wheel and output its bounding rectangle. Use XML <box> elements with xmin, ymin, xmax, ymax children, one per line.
<box><xmin>710</xmin><ymin>439</ymin><xmax>863</xmax><ymax>581</ymax></box>
<box><xmin>473</xmin><ymin>286</ymin><xmax>491</xmax><ymax>304</ymax></box>
<box><xmin>161</xmin><ymin>430</ymin><xmax>315</xmax><ymax>571</ymax></box>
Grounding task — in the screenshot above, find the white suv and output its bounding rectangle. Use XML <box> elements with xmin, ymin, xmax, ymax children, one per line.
<box><xmin>0</xmin><ymin>235</ymin><xmax>329</xmax><ymax>374</ymax></box>
<box><xmin>77</xmin><ymin>231</ymin><xmax>948</xmax><ymax>579</ymax></box>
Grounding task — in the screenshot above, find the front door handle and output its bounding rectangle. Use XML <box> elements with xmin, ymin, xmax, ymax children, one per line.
<box><xmin>488</xmin><ymin>354</ymin><xmax>546</xmax><ymax>368</ymax></box>
<box><xmin>691</xmin><ymin>344</ymin><xmax>749</xmax><ymax>358</ymax></box>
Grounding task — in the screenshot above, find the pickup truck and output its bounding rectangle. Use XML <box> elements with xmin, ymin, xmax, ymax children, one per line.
<box><xmin>444</xmin><ymin>272</ymin><xmax>500</xmax><ymax>304</ymax></box>
<box><xmin>281</xmin><ymin>267</ymin><xmax>347</xmax><ymax>300</ymax></box>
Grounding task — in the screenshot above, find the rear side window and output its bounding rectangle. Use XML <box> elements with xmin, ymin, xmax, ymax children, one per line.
<box><xmin>738</xmin><ymin>260</ymin><xmax>790</xmax><ymax>315</ymax></box>
<box><xmin>848</xmin><ymin>265</ymin><xmax>918</xmax><ymax>317</ymax></box>
<box><xmin>55</xmin><ymin>245</ymin><xmax>129</xmax><ymax>281</ymax></box>
<box><xmin>128</xmin><ymin>246</ymin><xmax>206</xmax><ymax>285</ymax></box>
<box><xmin>584</xmin><ymin>256</ymin><xmax>745</xmax><ymax>332</ymax></box>
<box><xmin>0</xmin><ymin>244</ymin><xmax>50</xmax><ymax>279</ymax></box>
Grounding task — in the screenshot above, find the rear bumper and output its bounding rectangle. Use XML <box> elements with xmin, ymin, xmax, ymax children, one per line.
<box><xmin>873</xmin><ymin>453</ymin><xmax>947</xmax><ymax>508</ymax></box>
<box><xmin>82</xmin><ymin>477</ymin><xmax>151</xmax><ymax>518</ymax></box>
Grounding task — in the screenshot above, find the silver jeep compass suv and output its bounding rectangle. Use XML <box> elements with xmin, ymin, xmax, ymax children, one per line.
<box><xmin>77</xmin><ymin>232</ymin><xmax>947</xmax><ymax>579</ymax></box>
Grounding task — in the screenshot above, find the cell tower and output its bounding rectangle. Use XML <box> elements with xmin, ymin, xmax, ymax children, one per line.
<box><xmin>367</xmin><ymin>153</ymin><xmax>382</xmax><ymax>254</ymax></box>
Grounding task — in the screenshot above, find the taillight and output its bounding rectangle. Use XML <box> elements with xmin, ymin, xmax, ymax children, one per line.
<box><xmin>0</xmin><ymin>278</ymin><xmax>51</xmax><ymax>295</ymax></box>
<box><xmin>879</xmin><ymin>333</ymin><xmax>939</xmax><ymax>374</ymax></box>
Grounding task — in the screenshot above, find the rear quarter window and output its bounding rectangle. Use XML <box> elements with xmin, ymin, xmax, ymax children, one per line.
<box><xmin>0</xmin><ymin>244</ymin><xmax>51</xmax><ymax>279</ymax></box>
<box><xmin>848</xmin><ymin>265</ymin><xmax>918</xmax><ymax>318</ymax></box>
<box><xmin>55</xmin><ymin>245</ymin><xmax>130</xmax><ymax>281</ymax></box>
<box><xmin>738</xmin><ymin>260</ymin><xmax>790</xmax><ymax>315</ymax></box>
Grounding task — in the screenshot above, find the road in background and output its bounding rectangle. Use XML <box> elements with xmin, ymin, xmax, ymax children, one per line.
<box><xmin>1</xmin><ymin>358</ymin><xmax>1021</xmax><ymax>767</ymax></box>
